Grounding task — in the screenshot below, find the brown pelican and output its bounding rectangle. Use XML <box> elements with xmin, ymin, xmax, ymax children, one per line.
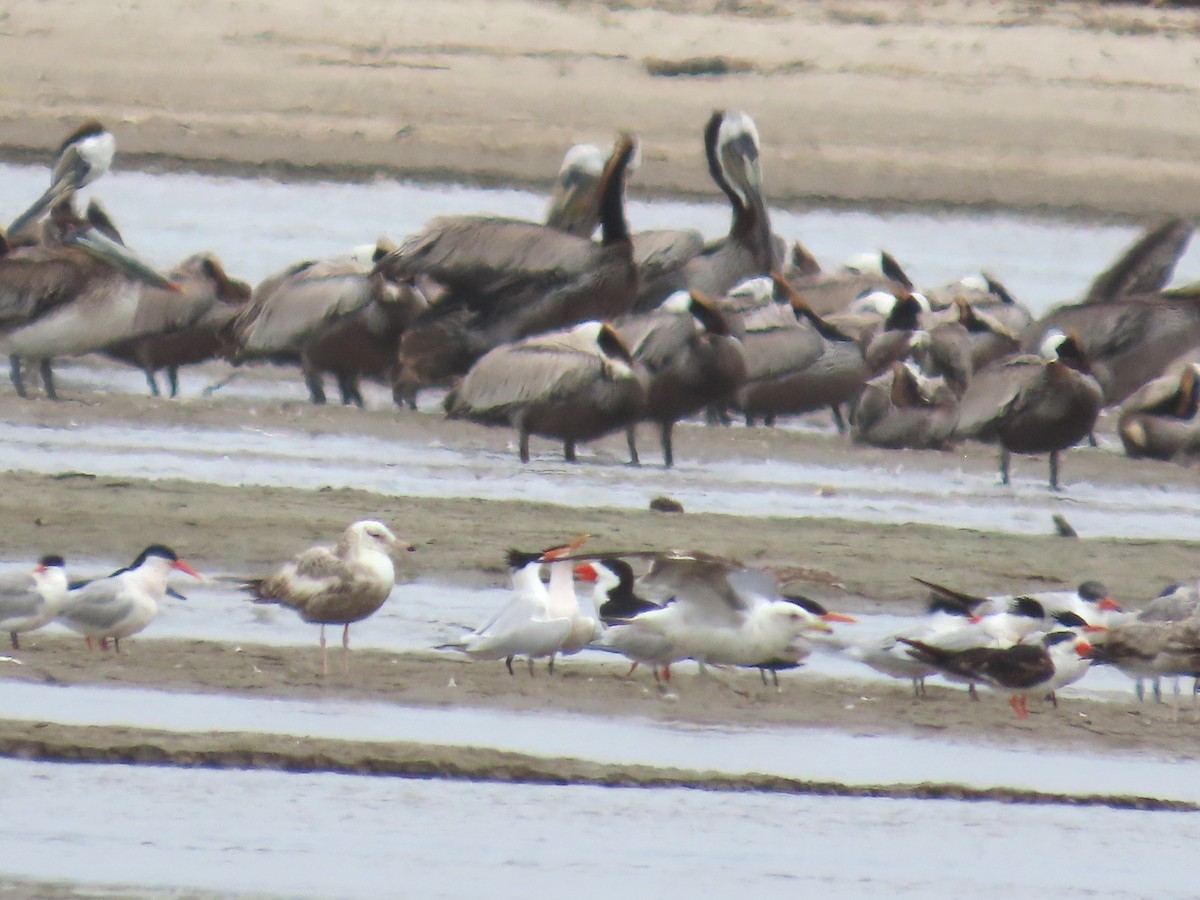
<box><xmin>785</xmin><ymin>249</ymin><xmax>914</xmax><ymax>317</ymax></box>
<box><xmin>954</xmin><ymin>330</ymin><xmax>1103</xmax><ymax>490</ymax></box>
<box><xmin>0</xmin><ymin>201</ymin><xmax>180</xmax><ymax>399</ymax></box>
<box><xmin>851</xmin><ymin>361</ymin><xmax>959</xmax><ymax>450</ymax></box>
<box><xmin>379</xmin><ymin>135</ymin><xmax>639</xmax><ymax>387</ymax></box>
<box><xmin>681</xmin><ymin>110</ymin><xmax>779</xmax><ymax>299</ymax></box>
<box><xmin>9</xmin><ymin>121</ymin><xmax>115</xmax><ymax>239</ymax></box>
<box><xmin>616</xmin><ymin>290</ymin><xmax>746</xmax><ymax>467</ymax></box>
<box><xmin>238</xmin><ymin>520</ymin><xmax>403</xmax><ymax>675</ymax></box>
<box><xmin>1117</xmin><ymin>362</ymin><xmax>1200</xmax><ymax>461</ymax></box>
<box><xmin>1022</xmin><ymin>288</ymin><xmax>1200</xmax><ymax>406</ymax></box>
<box><xmin>444</xmin><ymin>320</ymin><xmax>648</xmax><ymax>464</ymax></box>
<box><xmin>103</xmin><ymin>254</ymin><xmax>252</xmax><ymax>397</ymax></box>
<box><xmin>735</xmin><ymin>274</ymin><xmax>863</xmax><ymax>431</ymax></box>
<box><xmin>232</xmin><ymin>241</ymin><xmax>426</xmax><ymax>406</ymax></box>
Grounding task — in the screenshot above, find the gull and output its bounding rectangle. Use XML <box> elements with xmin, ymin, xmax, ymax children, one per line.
<box><xmin>57</xmin><ymin>545</ymin><xmax>201</xmax><ymax>652</ymax></box>
<box><xmin>0</xmin><ymin>555</ymin><xmax>69</xmax><ymax>649</ymax></box>
<box><xmin>239</xmin><ymin>520</ymin><xmax>404</xmax><ymax>675</ymax></box>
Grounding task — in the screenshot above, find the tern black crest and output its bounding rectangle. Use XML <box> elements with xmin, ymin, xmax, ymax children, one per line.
<box><xmin>38</xmin><ymin>554</ymin><xmax>66</xmax><ymax>568</ymax></box>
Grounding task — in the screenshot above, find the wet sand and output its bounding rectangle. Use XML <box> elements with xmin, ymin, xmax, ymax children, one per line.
<box><xmin>2</xmin><ymin>0</ymin><xmax>1200</xmax><ymax>219</ymax></box>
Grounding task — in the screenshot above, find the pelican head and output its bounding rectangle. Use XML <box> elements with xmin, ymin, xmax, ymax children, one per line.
<box><xmin>545</xmin><ymin>143</ymin><xmax>607</xmax><ymax>237</ymax></box>
<box><xmin>713</xmin><ymin>110</ymin><xmax>763</xmax><ymax>209</ymax></box>
<box><xmin>9</xmin><ymin>121</ymin><xmax>115</xmax><ymax>238</ymax></box>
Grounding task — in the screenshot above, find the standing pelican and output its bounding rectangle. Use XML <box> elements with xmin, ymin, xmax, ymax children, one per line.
<box><xmin>379</xmin><ymin>135</ymin><xmax>640</xmax><ymax>387</ymax></box>
<box><xmin>682</xmin><ymin>110</ymin><xmax>779</xmax><ymax>298</ymax></box>
<box><xmin>954</xmin><ymin>330</ymin><xmax>1103</xmax><ymax>490</ymax></box>
<box><xmin>444</xmin><ymin>320</ymin><xmax>648</xmax><ymax>463</ymax></box>
<box><xmin>232</xmin><ymin>241</ymin><xmax>425</xmax><ymax>406</ymax></box>
<box><xmin>9</xmin><ymin>121</ymin><xmax>115</xmax><ymax>239</ymax></box>
<box><xmin>617</xmin><ymin>291</ymin><xmax>746</xmax><ymax>467</ymax></box>
<box><xmin>103</xmin><ymin>254</ymin><xmax>251</xmax><ymax>397</ymax></box>
<box><xmin>0</xmin><ymin>201</ymin><xmax>180</xmax><ymax>399</ymax></box>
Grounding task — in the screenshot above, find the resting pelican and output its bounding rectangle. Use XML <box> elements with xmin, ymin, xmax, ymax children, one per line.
<box><xmin>617</xmin><ymin>290</ymin><xmax>746</xmax><ymax>467</ymax></box>
<box><xmin>0</xmin><ymin>201</ymin><xmax>180</xmax><ymax>399</ymax></box>
<box><xmin>851</xmin><ymin>361</ymin><xmax>959</xmax><ymax>450</ymax></box>
<box><xmin>9</xmin><ymin>121</ymin><xmax>115</xmax><ymax>239</ymax></box>
<box><xmin>232</xmin><ymin>241</ymin><xmax>425</xmax><ymax>406</ymax></box>
<box><xmin>444</xmin><ymin>320</ymin><xmax>648</xmax><ymax>463</ymax></box>
<box><xmin>954</xmin><ymin>330</ymin><xmax>1103</xmax><ymax>490</ymax></box>
<box><xmin>103</xmin><ymin>254</ymin><xmax>252</xmax><ymax>397</ymax></box>
<box><xmin>783</xmin><ymin>248</ymin><xmax>914</xmax><ymax>317</ymax></box>
<box><xmin>682</xmin><ymin>110</ymin><xmax>779</xmax><ymax>298</ymax></box>
<box><xmin>1117</xmin><ymin>362</ymin><xmax>1200</xmax><ymax>461</ymax></box>
<box><xmin>380</xmin><ymin>135</ymin><xmax>640</xmax><ymax>387</ymax></box>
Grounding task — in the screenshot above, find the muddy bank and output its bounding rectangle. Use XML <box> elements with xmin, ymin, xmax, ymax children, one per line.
<box><xmin>3</xmin><ymin>637</ymin><xmax>1198</xmax><ymax>760</ymax></box>
<box><xmin>2</xmin><ymin>1</ymin><xmax>1200</xmax><ymax>219</ymax></box>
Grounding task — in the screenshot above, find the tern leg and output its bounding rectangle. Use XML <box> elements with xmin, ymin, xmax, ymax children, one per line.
<box><xmin>527</xmin><ymin>657</ymin><xmax>535</xmax><ymax>677</ymax></box>
<box><xmin>660</xmin><ymin>420</ymin><xmax>675</xmax><ymax>469</ymax></box>
<box><xmin>342</xmin><ymin>624</ymin><xmax>351</xmax><ymax>675</ymax></box>
<box><xmin>1048</xmin><ymin>451</ymin><xmax>1061</xmax><ymax>492</ymax></box>
<box><xmin>39</xmin><ymin>360</ymin><xmax>57</xmax><ymax>400</ymax></box>
<box><xmin>624</xmin><ymin>661</ymin><xmax>639</xmax><ymax>678</ymax></box>
<box><xmin>505</xmin><ymin>655</ymin><xmax>515</xmax><ymax>676</ymax></box>
<box><xmin>319</xmin><ymin>625</ymin><xmax>328</xmax><ymax>676</ymax></box>
<box><xmin>8</xmin><ymin>355</ymin><xmax>25</xmax><ymax>398</ymax></box>
<box><xmin>563</xmin><ymin>440</ymin><xmax>577</xmax><ymax>463</ymax></box>
<box><xmin>99</xmin><ymin>638</ymin><xmax>109</xmax><ymax>652</ymax></box>
<box><xmin>547</xmin><ymin>654</ymin><xmax>556</xmax><ymax>676</ymax></box>
<box><xmin>1048</xmin><ymin>691</ymin><xmax>1058</xmax><ymax>708</ymax></box>
<box><xmin>625</xmin><ymin>425</ymin><xmax>640</xmax><ymax>466</ymax></box>
<box><xmin>999</xmin><ymin>448</ymin><xmax>1011</xmax><ymax>486</ymax></box>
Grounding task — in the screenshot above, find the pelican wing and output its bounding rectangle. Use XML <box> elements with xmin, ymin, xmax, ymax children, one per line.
<box><xmin>377</xmin><ymin>218</ymin><xmax>600</xmax><ymax>304</ymax></box>
<box><xmin>632</xmin><ymin>230</ymin><xmax>704</xmax><ymax>283</ymax></box>
<box><xmin>126</xmin><ymin>254</ymin><xmax>248</xmax><ymax>337</ymax></box>
<box><xmin>236</xmin><ymin>259</ymin><xmax>377</xmax><ymax>353</ymax></box>
<box><xmin>1084</xmin><ymin>218</ymin><xmax>1194</xmax><ymax>304</ymax></box>
<box><xmin>619</xmin><ymin>312</ymin><xmax>694</xmax><ymax>372</ymax></box>
<box><xmin>0</xmin><ymin>247</ymin><xmax>99</xmax><ymax>327</ymax></box>
<box><xmin>447</xmin><ymin>338</ymin><xmax>612</xmax><ymax>417</ymax></box>
<box><xmin>953</xmin><ymin>354</ymin><xmax>1042</xmax><ymax>438</ymax></box>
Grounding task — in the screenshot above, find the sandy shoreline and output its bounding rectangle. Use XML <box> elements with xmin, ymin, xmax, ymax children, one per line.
<box><xmin>3</xmin><ymin>0</ymin><xmax>1200</xmax><ymax>220</ymax></box>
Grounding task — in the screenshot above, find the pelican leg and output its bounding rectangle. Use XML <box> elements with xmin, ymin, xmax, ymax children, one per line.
<box><xmin>143</xmin><ymin>367</ymin><xmax>161</xmax><ymax>397</ymax></box>
<box><xmin>8</xmin><ymin>355</ymin><xmax>25</xmax><ymax>398</ymax></box>
<box><xmin>563</xmin><ymin>440</ymin><xmax>577</xmax><ymax>463</ymax></box>
<box><xmin>39</xmin><ymin>360</ymin><xmax>57</xmax><ymax>400</ymax></box>
<box><xmin>113</xmin><ymin>638</ymin><xmax>121</xmax><ymax>654</ymax></box>
<box><xmin>1048</xmin><ymin>451</ymin><xmax>1062</xmax><ymax>492</ymax></box>
<box><xmin>1087</xmin><ymin>432</ymin><xmax>1099</xmax><ymax>448</ymax></box>
<box><xmin>763</xmin><ymin>414</ymin><xmax>776</xmax><ymax>428</ymax></box>
<box><xmin>744</xmin><ymin>413</ymin><xmax>756</xmax><ymax>427</ymax></box>
<box><xmin>335</xmin><ymin>372</ymin><xmax>363</xmax><ymax>408</ymax></box>
<box><xmin>342</xmin><ymin>624</ymin><xmax>351</xmax><ymax>675</ymax></box>
<box><xmin>1154</xmin><ymin>677</ymin><xmax>1163</xmax><ymax>704</ymax></box>
<box><xmin>968</xmin><ymin>682</ymin><xmax>979</xmax><ymax>701</ymax></box>
<box><xmin>303</xmin><ymin>367</ymin><xmax>327</xmax><ymax>405</ymax></box>
<box><xmin>518</xmin><ymin>427</ymin><xmax>531</xmax><ymax>464</ymax></box>
<box><xmin>830</xmin><ymin>404</ymin><xmax>847</xmax><ymax>434</ymax></box>
<box><xmin>504</xmin><ymin>655</ymin><xmax>515</xmax><ymax>675</ymax></box>
<box><xmin>660</xmin><ymin>420</ymin><xmax>675</xmax><ymax>469</ymax></box>
<box><xmin>167</xmin><ymin>367</ymin><xmax>181</xmax><ymax>399</ymax></box>
<box><xmin>999</xmin><ymin>448</ymin><xmax>1011</xmax><ymax>486</ymax></box>
<box><xmin>1047</xmin><ymin>691</ymin><xmax>1058</xmax><ymax>708</ymax></box>
<box><xmin>9</xmin><ymin>631</ymin><xmax>18</xmax><ymax>650</ymax></box>
<box><xmin>319</xmin><ymin>624</ymin><xmax>328</xmax><ymax>676</ymax></box>
<box><xmin>625</xmin><ymin>424</ymin><xmax>640</xmax><ymax>466</ymax></box>
<box><xmin>1135</xmin><ymin>678</ymin><xmax>1145</xmax><ymax>702</ymax></box>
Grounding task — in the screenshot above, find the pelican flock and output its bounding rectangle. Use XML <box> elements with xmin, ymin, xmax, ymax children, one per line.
<box><xmin>0</xmin><ymin>115</ymin><xmax>1198</xmax><ymax>734</ymax></box>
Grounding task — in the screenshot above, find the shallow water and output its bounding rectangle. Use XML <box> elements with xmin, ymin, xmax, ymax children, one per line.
<box><xmin>0</xmin><ymin>415</ymin><xmax>1194</xmax><ymax>540</ymax></box>
<box><xmin>2</xmin><ymin>162</ymin><xmax>1199</xmax><ymax>319</ymax></box>
<box><xmin>3</xmin><ymin>757</ymin><xmax>1194</xmax><ymax>899</ymax></box>
<box><xmin>0</xmin><ymin>678</ymin><xmax>1186</xmax><ymax>802</ymax></box>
